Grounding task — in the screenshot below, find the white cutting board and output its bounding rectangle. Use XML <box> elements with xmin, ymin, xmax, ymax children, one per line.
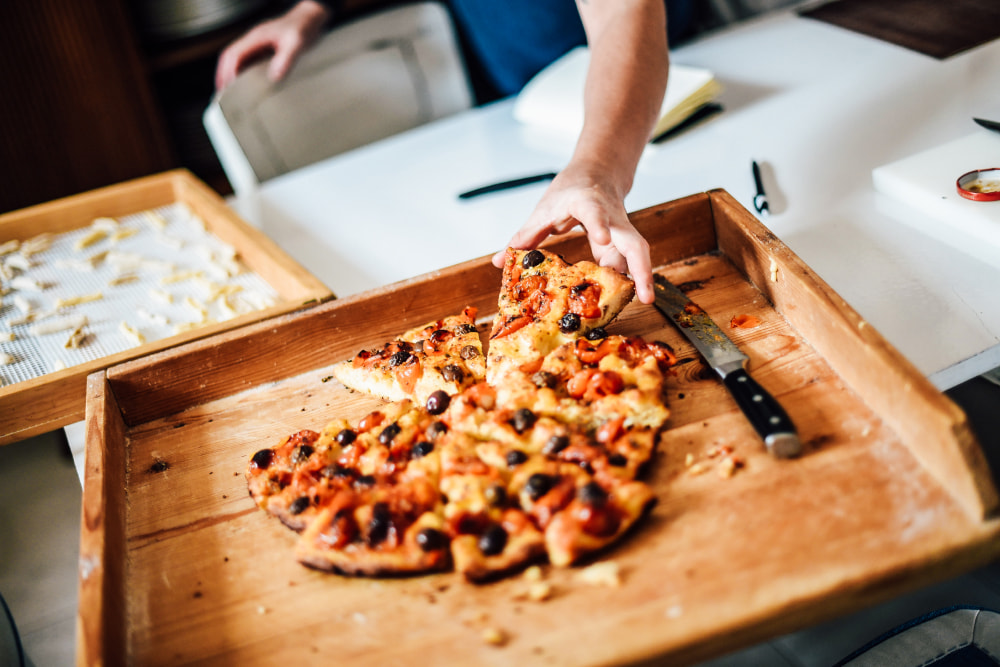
<box><xmin>872</xmin><ymin>132</ymin><xmax>1000</xmax><ymax>256</ymax></box>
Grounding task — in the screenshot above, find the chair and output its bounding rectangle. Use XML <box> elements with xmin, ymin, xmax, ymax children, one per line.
<box><xmin>203</xmin><ymin>1</ymin><xmax>473</xmax><ymax>197</ymax></box>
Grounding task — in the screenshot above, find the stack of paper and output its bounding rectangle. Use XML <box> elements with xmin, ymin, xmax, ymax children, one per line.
<box><xmin>513</xmin><ymin>46</ymin><xmax>721</xmax><ymax>140</ymax></box>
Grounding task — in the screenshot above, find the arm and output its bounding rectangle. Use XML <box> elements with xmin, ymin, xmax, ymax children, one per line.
<box><xmin>493</xmin><ymin>0</ymin><xmax>668</xmax><ymax>304</ymax></box>
<box><xmin>215</xmin><ymin>0</ymin><xmax>332</xmax><ymax>90</ymax></box>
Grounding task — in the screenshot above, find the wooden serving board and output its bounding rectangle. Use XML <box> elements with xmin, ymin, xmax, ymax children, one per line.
<box><xmin>0</xmin><ymin>170</ymin><xmax>331</xmax><ymax>445</ymax></box>
<box><xmin>78</xmin><ymin>191</ymin><xmax>1000</xmax><ymax>666</ymax></box>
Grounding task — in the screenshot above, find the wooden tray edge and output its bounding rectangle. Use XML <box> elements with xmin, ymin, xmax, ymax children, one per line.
<box><xmin>707</xmin><ymin>189</ymin><xmax>998</xmax><ymax>520</ymax></box>
<box><xmin>76</xmin><ymin>371</ymin><xmax>127</xmax><ymax>667</ymax></box>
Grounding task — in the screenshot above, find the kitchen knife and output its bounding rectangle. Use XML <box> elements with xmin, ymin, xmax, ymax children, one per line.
<box><xmin>973</xmin><ymin>117</ymin><xmax>1000</xmax><ymax>134</ymax></box>
<box><xmin>653</xmin><ymin>275</ymin><xmax>801</xmax><ymax>458</ymax></box>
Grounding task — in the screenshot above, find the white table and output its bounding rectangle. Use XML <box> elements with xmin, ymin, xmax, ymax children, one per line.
<box><xmin>231</xmin><ymin>9</ymin><xmax>1000</xmax><ymax>391</ymax></box>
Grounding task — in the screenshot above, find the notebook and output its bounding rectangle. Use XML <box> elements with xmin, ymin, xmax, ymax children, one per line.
<box><xmin>513</xmin><ymin>46</ymin><xmax>721</xmax><ymax>140</ymax></box>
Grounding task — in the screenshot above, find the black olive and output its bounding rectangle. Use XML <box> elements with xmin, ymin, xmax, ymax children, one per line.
<box><xmin>430</xmin><ymin>329</ymin><xmax>450</xmax><ymax>344</ymax></box>
<box><xmin>379</xmin><ymin>422</ymin><xmax>401</xmax><ymax>445</ymax></box>
<box><xmin>521</xmin><ymin>249</ymin><xmax>545</xmax><ymax>269</ymax></box>
<box><xmin>388</xmin><ymin>350</ymin><xmax>412</xmax><ymax>367</ymax></box>
<box><xmin>571</xmin><ymin>281</ymin><xmax>594</xmax><ymax>296</ymax></box>
<box><xmin>531</xmin><ymin>371</ymin><xmax>558</xmax><ymax>389</ymax></box>
<box><xmin>291</xmin><ymin>445</ymin><xmax>314</xmax><ymax>465</ymax></box>
<box><xmin>355</xmin><ymin>474</ymin><xmax>377</xmax><ymax>487</ymax></box>
<box><xmin>460</xmin><ymin>345</ymin><xmax>480</xmax><ymax>360</ymax></box>
<box><xmin>525</xmin><ymin>473</ymin><xmax>555</xmax><ymax>501</ymax></box>
<box><xmin>585</xmin><ymin>327</ymin><xmax>608</xmax><ymax>341</ymax></box>
<box><xmin>478</xmin><ymin>524</ymin><xmax>508</xmax><ymax>556</ymax></box>
<box><xmin>415</xmin><ymin>527</ymin><xmax>448</xmax><ymax>552</ymax></box>
<box><xmin>289</xmin><ymin>496</ymin><xmax>310</xmax><ymax>515</ymax></box>
<box><xmin>505</xmin><ymin>450</ymin><xmax>528</xmax><ymax>467</ymax></box>
<box><xmin>250</xmin><ymin>449</ymin><xmax>274</xmax><ymax>469</ymax></box>
<box><xmin>558</xmin><ymin>313</ymin><xmax>581</xmax><ymax>333</ymax></box>
<box><xmin>367</xmin><ymin>503</ymin><xmax>391</xmax><ymax>546</ymax></box>
<box><xmin>335</xmin><ymin>429</ymin><xmax>357</xmax><ymax>446</ymax></box>
<box><xmin>441</xmin><ymin>364</ymin><xmax>465</xmax><ymax>383</ymax></box>
<box><xmin>510</xmin><ymin>408</ymin><xmax>536</xmax><ymax>434</ymax></box>
<box><xmin>411</xmin><ymin>441</ymin><xmax>435</xmax><ymax>459</ymax></box>
<box><xmin>426</xmin><ymin>389</ymin><xmax>451</xmax><ymax>415</ymax></box>
<box><xmin>484</xmin><ymin>484</ymin><xmax>507</xmax><ymax>507</ymax></box>
<box><xmin>456</xmin><ymin>323</ymin><xmax>477</xmax><ymax>335</ymax></box>
<box><xmin>542</xmin><ymin>435</ymin><xmax>570</xmax><ymax>456</ymax></box>
<box><xmin>578</xmin><ymin>481</ymin><xmax>608</xmax><ymax>507</ymax></box>
<box><xmin>426</xmin><ymin>421</ymin><xmax>448</xmax><ymax>440</ymax></box>
<box><xmin>322</xmin><ymin>464</ymin><xmax>354</xmax><ymax>479</ymax></box>
<box><xmin>607</xmin><ymin>453</ymin><xmax>627</xmax><ymax>467</ymax></box>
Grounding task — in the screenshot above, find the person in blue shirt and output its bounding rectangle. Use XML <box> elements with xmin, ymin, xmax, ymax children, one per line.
<box><xmin>216</xmin><ymin>0</ymin><xmax>693</xmax><ymax>304</ymax></box>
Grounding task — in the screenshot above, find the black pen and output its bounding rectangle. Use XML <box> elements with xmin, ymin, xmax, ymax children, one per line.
<box><xmin>458</xmin><ymin>172</ymin><xmax>557</xmax><ymax>200</ymax></box>
<box><xmin>752</xmin><ymin>160</ymin><xmax>769</xmax><ymax>216</ymax></box>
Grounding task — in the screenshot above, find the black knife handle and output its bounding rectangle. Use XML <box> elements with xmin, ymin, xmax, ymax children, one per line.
<box><xmin>723</xmin><ymin>368</ymin><xmax>801</xmax><ymax>458</ymax></box>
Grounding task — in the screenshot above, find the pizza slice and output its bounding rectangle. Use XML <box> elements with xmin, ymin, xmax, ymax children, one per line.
<box><xmin>295</xmin><ymin>476</ymin><xmax>452</xmax><ymax>576</ymax></box>
<box><xmin>486</xmin><ymin>248</ymin><xmax>635</xmax><ymax>384</ymax></box>
<box><xmin>436</xmin><ymin>429</ymin><xmax>547</xmax><ymax>581</ymax></box>
<box><xmin>332</xmin><ymin>306</ymin><xmax>486</xmax><ymax>405</ymax></box>
<box><xmin>246</xmin><ymin>400</ymin><xmax>429</xmax><ymax>531</ymax></box>
<box><xmin>494</xmin><ymin>332</ymin><xmax>677</xmax><ymax>431</ymax></box>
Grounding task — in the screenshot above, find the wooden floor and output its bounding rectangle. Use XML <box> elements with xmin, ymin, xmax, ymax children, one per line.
<box><xmin>1</xmin><ymin>375</ymin><xmax>997</xmax><ymax>667</ymax></box>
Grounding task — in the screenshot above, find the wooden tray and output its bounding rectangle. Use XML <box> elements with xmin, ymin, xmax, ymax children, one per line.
<box><xmin>78</xmin><ymin>191</ymin><xmax>1000</xmax><ymax>666</ymax></box>
<box><xmin>0</xmin><ymin>169</ymin><xmax>331</xmax><ymax>445</ymax></box>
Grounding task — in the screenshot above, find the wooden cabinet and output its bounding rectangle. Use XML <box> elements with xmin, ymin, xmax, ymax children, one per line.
<box><xmin>0</xmin><ymin>0</ymin><xmax>178</xmax><ymax>213</ymax></box>
<box><xmin>0</xmin><ymin>0</ymin><xmax>403</xmax><ymax>215</ymax></box>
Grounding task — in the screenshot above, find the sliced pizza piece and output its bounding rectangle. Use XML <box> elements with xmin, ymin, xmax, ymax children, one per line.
<box><xmin>543</xmin><ymin>478</ymin><xmax>656</xmax><ymax>567</ymax></box>
<box><xmin>486</xmin><ymin>248</ymin><xmax>635</xmax><ymax>384</ymax></box>
<box><xmin>246</xmin><ymin>427</ymin><xmax>347</xmax><ymax>532</ymax></box>
<box><xmin>332</xmin><ymin>306</ymin><xmax>485</xmax><ymax>404</ymax></box>
<box><xmin>295</xmin><ymin>477</ymin><xmax>451</xmax><ymax>576</ymax></box>
<box><xmin>495</xmin><ymin>333</ymin><xmax>677</xmax><ymax>431</ymax></box>
<box><xmin>247</xmin><ymin>401</ymin><xmax>422</xmax><ymax>531</ymax></box>
<box><xmin>436</xmin><ymin>431</ymin><xmax>546</xmax><ymax>581</ymax></box>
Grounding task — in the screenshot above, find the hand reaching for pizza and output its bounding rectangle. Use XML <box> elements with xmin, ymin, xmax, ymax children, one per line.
<box><xmin>492</xmin><ymin>168</ymin><xmax>655</xmax><ymax>305</ymax></box>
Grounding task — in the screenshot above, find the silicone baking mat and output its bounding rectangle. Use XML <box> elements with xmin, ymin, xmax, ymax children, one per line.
<box><xmin>800</xmin><ymin>0</ymin><xmax>1000</xmax><ymax>59</ymax></box>
<box><xmin>0</xmin><ymin>203</ymin><xmax>277</xmax><ymax>387</ymax></box>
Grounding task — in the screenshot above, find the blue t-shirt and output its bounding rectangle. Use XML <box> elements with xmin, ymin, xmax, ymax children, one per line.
<box><xmin>447</xmin><ymin>0</ymin><xmax>693</xmax><ymax>101</ymax></box>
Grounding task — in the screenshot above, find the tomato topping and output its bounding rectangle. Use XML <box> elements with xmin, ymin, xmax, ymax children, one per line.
<box><xmin>357</xmin><ymin>410</ymin><xmax>385</xmax><ymax>433</ymax></box>
<box><xmin>566</xmin><ymin>369</ymin><xmax>595</xmax><ymax>398</ymax></box>
<box><xmin>647</xmin><ymin>340</ymin><xmax>677</xmax><ymax>369</ymax></box>
<box><xmin>596</xmin><ymin>416</ymin><xmax>626</xmax><ymax>444</ymax></box>
<box><xmin>517</xmin><ymin>357</ymin><xmax>544</xmax><ymax>374</ymax></box>
<box><xmin>574</xmin><ymin>338</ymin><xmax>618</xmax><ymax>365</ymax></box>
<box><xmin>515</xmin><ymin>274</ymin><xmax>547</xmax><ymax>301</ymax></box>
<box><xmin>351</xmin><ymin>349</ymin><xmax>373</xmax><ymax>368</ymax></box>
<box><xmin>530</xmin><ymin>477</ymin><xmax>576</xmax><ymax>528</ymax></box>
<box><xmin>569</xmin><ymin>281</ymin><xmax>602</xmax><ymax>319</ymax></box>
<box><xmin>394</xmin><ymin>357</ymin><xmax>423</xmax><ymax>395</ymax></box>
<box><xmin>586</xmin><ymin>370</ymin><xmax>624</xmax><ymax>400</ymax></box>
<box><xmin>490</xmin><ymin>313</ymin><xmax>533</xmax><ymax>339</ymax></box>
<box><xmin>576</xmin><ymin>502</ymin><xmax>621</xmax><ymax>537</ymax></box>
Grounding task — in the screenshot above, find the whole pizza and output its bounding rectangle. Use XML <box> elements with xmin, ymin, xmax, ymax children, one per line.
<box><xmin>246</xmin><ymin>248</ymin><xmax>677</xmax><ymax>582</ymax></box>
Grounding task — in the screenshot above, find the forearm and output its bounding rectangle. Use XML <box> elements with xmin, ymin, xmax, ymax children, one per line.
<box><xmin>572</xmin><ymin>0</ymin><xmax>669</xmax><ymax>196</ymax></box>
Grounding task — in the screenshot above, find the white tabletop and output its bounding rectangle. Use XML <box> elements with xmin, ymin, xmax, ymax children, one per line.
<box><xmin>231</xmin><ymin>10</ymin><xmax>1000</xmax><ymax>391</ymax></box>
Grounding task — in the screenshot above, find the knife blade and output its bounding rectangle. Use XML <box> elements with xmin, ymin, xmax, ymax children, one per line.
<box><xmin>973</xmin><ymin>117</ymin><xmax>1000</xmax><ymax>134</ymax></box>
<box><xmin>653</xmin><ymin>275</ymin><xmax>801</xmax><ymax>458</ymax></box>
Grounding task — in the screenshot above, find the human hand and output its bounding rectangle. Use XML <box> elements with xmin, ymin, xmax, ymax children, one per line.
<box><xmin>215</xmin><ymin>0</ymin><xmax>331</xmax><ymax>90</ymax></box>
<box><xmin>492</xmin><ymin>168</ymin><xmax>654</xmax><ymax>304</ymax></box>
